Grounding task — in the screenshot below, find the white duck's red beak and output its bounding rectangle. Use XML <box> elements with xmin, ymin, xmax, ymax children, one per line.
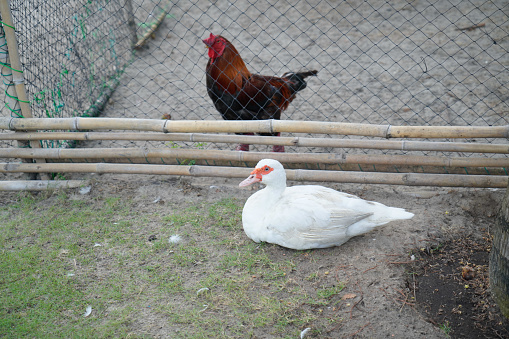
<box><xmin>239</xmin><ymin>173</ymin><xmax>261</xmax><ymax>187</ymax></box>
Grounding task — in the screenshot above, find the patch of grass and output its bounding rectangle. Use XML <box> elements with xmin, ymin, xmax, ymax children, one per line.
<box><xmin>171</xmin><ymin>244</ymin><xmax>208</xmax><ymax>267</ymax></box>
<box><xmin>207</xmin><ymin>198</ymin><xmax>242</xmax><ymax>230</ymax></box>
<box><xmin>1</xmin><ymin>194</ymin><xmax>345</xmax><ymax>338</ymax></box>
<box><xmin>439</xmin><ymin>320</ymin><xmax>452</xmax><ymax>338</ymax></box>
<box><xmin>0</xmin><ymin>192</ymin><xmax>135</xmax><ymax>337</ymax></box>
<box><xmin>316</xmin><ymin>284</ymin><xmax>345</xmax><ymax>299</ymax></box>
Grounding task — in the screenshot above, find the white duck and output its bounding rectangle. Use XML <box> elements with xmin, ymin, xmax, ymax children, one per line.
<box><xmin>239</xmin><ymin>159</ymin><xmax>414</xmax><ymax>250</ymax></box>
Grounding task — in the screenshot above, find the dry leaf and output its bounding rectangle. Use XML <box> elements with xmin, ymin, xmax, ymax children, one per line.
<box><xmin>342</xmin><ymin>293</ymin><xmax>357</xmax><ymax>300</ymax></box>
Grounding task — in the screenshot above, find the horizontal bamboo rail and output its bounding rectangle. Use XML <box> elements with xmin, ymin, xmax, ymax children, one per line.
<box><xmin>2</xmin><ymin>147</ymin><xmax>509</xmax><ymax>169</ymax></box>
<box><xmin>1</xmin><ymin>117</ymin><xmax>508</xmax><ymax>139</ymax></box>
<box><xmin>33</xmin><ymin>159</ymin><xmax>500</xmax><ymax>176</ymax></box>
<box><xmin>0</xmin><ymin>180</ymin><xmax>87</xmax><ymax>191</ymax></box>
<box><xmin>1</xmin><ymin>131</ymin><xmax>509</xmax><ymax>154</ymax></box>
<box><xmin>0</xmin><ymin>162</ymin><xmax>506</xmax><ymax>188</ymax></box>
<box><xmin>1</xmin><ymin>117</ymin><xmax>508</xmax><ymax>188</ymax></box>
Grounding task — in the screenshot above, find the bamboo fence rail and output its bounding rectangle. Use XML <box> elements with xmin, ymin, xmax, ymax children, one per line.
<box><xmin>2</xmin><ymin>147</ymin><xmax>509</xmax><ymax>169</ymax></box>
<box><xmin>2</xmin><ymin>147</ymin><xmax>508</xmax><ymax>175</ymax></box>
<box><xmin>1</xmin><ymin>117</ymin><xmax>509</xmax><ymax>189</ymax></box>
<box><xmin>1</xmin><ymin>162</ymin><xmax>507</xmax><ymax>188</ymax></box>
<box><xmin>0</xmin><ymin>180</ymin><xmax>87</xmax><ymax>191</ymax></box>
<box><xmin>1</xmin><ymin>117</ymin><xmax>509</xmax><ymax>139</ymax></box>
<box><xmin>1</xmin><ymin>131</ymin><xmax>509</xmax><ymax>154</ymax></box>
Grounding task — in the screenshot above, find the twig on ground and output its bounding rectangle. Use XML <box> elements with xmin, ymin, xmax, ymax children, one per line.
<box><xmin>349</xmin><ymin>296</ymin><xmax>364</xmax><ymax>319</ymax></box>
<box><xmin>362</xmin><ymin>265</ymin><xmax>378</xmax><ymax>273</ymax></box>
<box><xmin>395</xmin><ymin>298</ymin><xmax>415</xmax><ymax>306</ymax></box>
<box><xmin>388</xmin><ymin>261</ymin><xmax>414</xmax><ymax>265</ymax></box>
<box><xmin>350</xmin><ymin>322</ymin><xmax>370</xmax><ymax>337</ymax></box>
<box><xmin>457</xmin><ymin>23</ymin><xmax>485</xmax><ymax>31</ymax></box>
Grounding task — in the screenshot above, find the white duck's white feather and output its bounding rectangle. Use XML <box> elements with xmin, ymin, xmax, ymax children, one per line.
<box><xmin>240</xmin><ymin>159</ymin><xmax>414</xmax><ymax>250</ymax></box>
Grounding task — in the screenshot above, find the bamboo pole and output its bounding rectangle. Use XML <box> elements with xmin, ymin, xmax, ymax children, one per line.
<box><xmin>271</xmin><ymin>120</ymin><xmax>390</xmax><ymax>136</ymax></box>
<box><xmin>2</xmin><ymin>147</ymin><xmax>509</xmax><ymax>169</ymax></box>
<box><xmin>0</xmin><ymin>1</ymin><xmax>48</xmax><ymax>179</ymax></box>
<box><xmin>386</xmin><ymin>125</ymin><xmax>509</xmax><ymax>139</ymax></box>
<box><xmin>1</xmin><ymin>118</ymin><xmax>509</xmax><ymax>139</ymax></box>
<box><xmin>134</xmin><ymin>1</ymin><xmax>170</xmax><ymax>49</ymax></box>
<box><xmin>2</xmin><ymin>147</ymin><xmax>507</xmax><ymax>175</ymax></box>
<box><xmin>0</xmin><ymin>162</ymin><xmax>506</xmax><ymax>188</ymax></box>
<box><xmin>0</xmin><ymin>26</ymin><xmax>21</xmax><ymax>119</ymax></box>
<box><xmin>1</xmin><ymin>131</ymin><xmax>508</xmax><ymax>154</ymax></box>
<box><xmin>0</xmin><ymin>1</ymin><xmax>32</xmax><ymax>119</ymax></box>
<box><xmin>34</xmin><ymin>159</ymin><xmax>504</xmax><ymax>176</ymax></box>
<box><xmin>0</xmin><ymin>180</ymin><xmax>87</xmax><ymax>191</ymax></box>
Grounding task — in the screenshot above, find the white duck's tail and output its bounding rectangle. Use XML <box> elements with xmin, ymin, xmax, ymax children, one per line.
<box><xmin>371</xmin><ymin>206</ymin><xmax>414</xmax><ymax>225</ymax></box>
<box><xmin>387</xmin><ymin>207</ymin><xmax>414</xmax><ymax>221</ymax></box>
<box><xmin>347</xmin><ymin>206</ymin><xmax>414</xmax><ymax>238</ymax></box>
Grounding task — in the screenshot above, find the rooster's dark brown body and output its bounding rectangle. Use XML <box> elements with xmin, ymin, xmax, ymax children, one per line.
<box><xmin>203</xmin><ymin>33</ymin><xmax>317</xmax><ymax>152</ymax></box>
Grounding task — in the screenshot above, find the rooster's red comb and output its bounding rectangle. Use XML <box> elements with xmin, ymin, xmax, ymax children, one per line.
<box><xmin>202</xmin><ymin>33</ymin><xmax>216</xmax><ymax>46</ymax></box>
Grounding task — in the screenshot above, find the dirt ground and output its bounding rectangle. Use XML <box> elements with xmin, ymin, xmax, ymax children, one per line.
<box><xmin>98</xmin><ymin>0</ymin><xmax>509</xmax><ymax>154</ymax></box>
<box><xmin>408</xmin><ymin>235</ymin><xmax>509</xmax><ymax>338</ymax></box>
<box><xmin>4</xmin><ymin>171</ymin><xmax>506</xmax><ymax>338</ymax></box>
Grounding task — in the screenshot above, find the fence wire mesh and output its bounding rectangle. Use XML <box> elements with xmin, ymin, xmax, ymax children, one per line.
<box><xmin>1</xmin><ymin>0</ymin><xmax>508</xmax><ymax>157</ymax></box>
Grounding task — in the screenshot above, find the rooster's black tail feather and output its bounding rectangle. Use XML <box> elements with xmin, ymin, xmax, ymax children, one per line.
<box><xmin>282</xmin><ymin>70</ymin><xmax>318</xmax><ymax>93</ymax></box>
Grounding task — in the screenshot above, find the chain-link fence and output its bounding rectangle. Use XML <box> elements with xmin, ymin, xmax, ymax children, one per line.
<box><xmin>1</xmin><ymin>0</ymin><xmax>508</xmax><ymax>156</ymax></box>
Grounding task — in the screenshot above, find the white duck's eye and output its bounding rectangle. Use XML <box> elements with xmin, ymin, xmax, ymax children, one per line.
<box><xmin>264</xmin><ymin>166</ymin><xmax>270</xmax><ymax>171</ymax></box>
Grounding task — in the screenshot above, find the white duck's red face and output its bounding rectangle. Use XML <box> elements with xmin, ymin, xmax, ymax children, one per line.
<box><xmin>239</xmin><ymin>159</ymin><xmax>285</xmax><ymax>187</ymax></box>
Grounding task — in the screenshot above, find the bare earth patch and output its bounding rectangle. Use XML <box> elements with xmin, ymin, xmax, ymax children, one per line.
<box><xmin>407</xmin><ymin>235</ymin><xmax>509</xmax><ymax>338</ymax></box>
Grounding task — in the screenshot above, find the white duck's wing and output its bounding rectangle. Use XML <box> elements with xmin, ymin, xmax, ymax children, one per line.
<box><xmin>296</xmin><ymin>208</ymin><xmax>373</xmax><ymax>245</ymax></box>
<box><xmin>264</xmin><ymin>188</ymin><xmax>375</xmax><ymax>249</ymax></box>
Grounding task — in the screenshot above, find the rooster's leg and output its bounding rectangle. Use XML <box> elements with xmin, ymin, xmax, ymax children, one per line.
<box><xmin>271</xmin><ymin>133</ymin><xmax>285</xmax><ymax>153</ymax></box>
<box><xmin>236</xmin><ymin>144</ymin><xmax>250</xmax><ymax>151</ymax></box>
<box><xmin>235</xmin><ymin>133</ymin><xmax>253</xmax><ymax>152</ymax></box>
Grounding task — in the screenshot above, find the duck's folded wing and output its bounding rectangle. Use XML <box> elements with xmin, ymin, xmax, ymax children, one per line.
<box><xmin>267</xmin><ymin>208</ymin><xmax>373</xmax><ymax>248</ymax></box>
<box><xmin>329</xmin><ymin>208</ymin><xmax>373</xmax><ymax>226</ymax></box>
<box><xmin>299</xmin><ymin>209</ymin><xmax>373</xmax><ymax>240</ymax></box>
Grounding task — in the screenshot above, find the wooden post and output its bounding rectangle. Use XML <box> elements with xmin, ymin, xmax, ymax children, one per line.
<box><xmin>490</xmin><ymin>187</ymin><xmax>509</xmax><ymax>318</ymax></box>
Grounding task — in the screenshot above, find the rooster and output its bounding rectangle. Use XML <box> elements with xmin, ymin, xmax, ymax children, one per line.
<box><xmin>202</xmin><ymin>33</ymin><xmax>317</xmax><ymax>152</ymax></box>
